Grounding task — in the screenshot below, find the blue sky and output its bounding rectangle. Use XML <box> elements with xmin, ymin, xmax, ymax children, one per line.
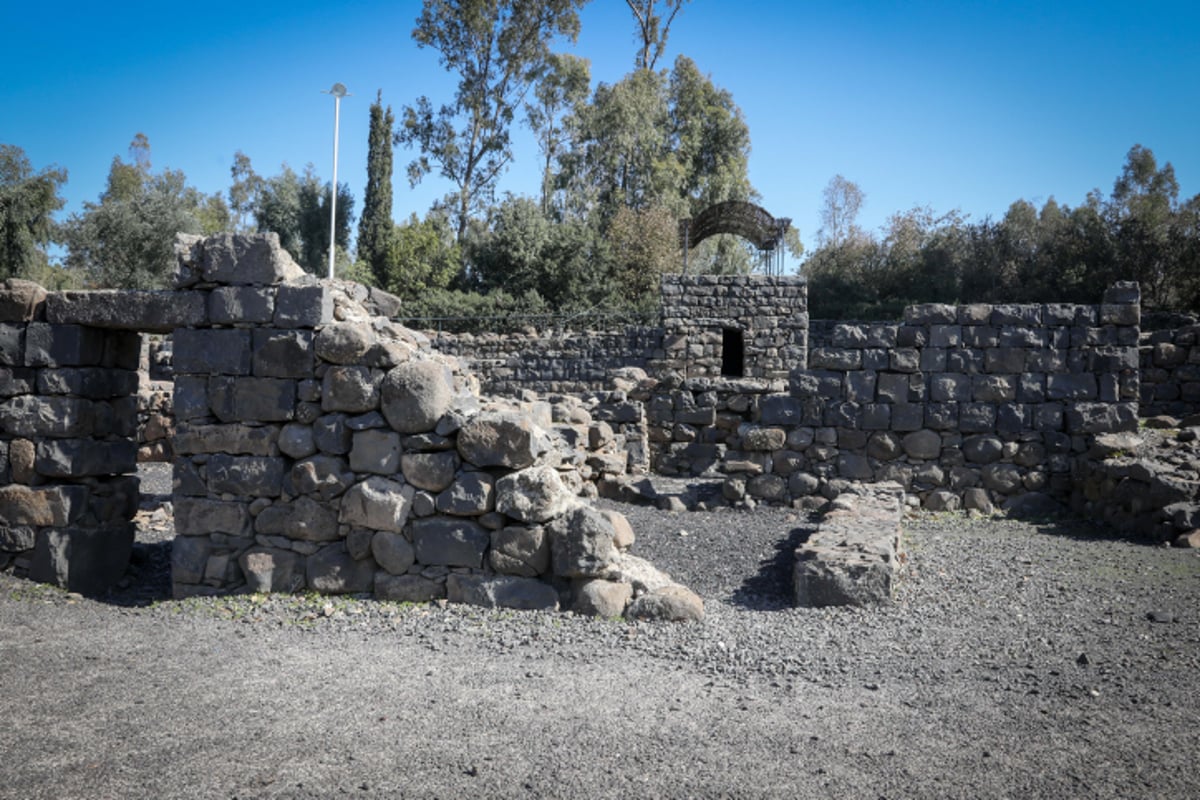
<box><xmin>4</xmin><ymin>0</ymin><xmax>1198</xmax><ymax>259</ymax></box>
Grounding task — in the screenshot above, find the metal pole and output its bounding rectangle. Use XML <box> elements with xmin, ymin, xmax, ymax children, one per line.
<box><xmin>328</xmin><ymin>93</ymin><xmax>341</xmax><ymax>280</ymax></box>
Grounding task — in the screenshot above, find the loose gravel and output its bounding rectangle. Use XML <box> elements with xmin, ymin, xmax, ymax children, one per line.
<box><xmin>1</xmin><ymin>468</ymin><xmax>1197</xmax><ymax>799</ymax></box>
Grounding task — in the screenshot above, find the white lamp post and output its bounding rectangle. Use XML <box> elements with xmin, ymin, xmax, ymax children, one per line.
<box><xmin>322</xmin><ymin>82</ymin><xmax>350</xmax><ymax>280</ymax></box>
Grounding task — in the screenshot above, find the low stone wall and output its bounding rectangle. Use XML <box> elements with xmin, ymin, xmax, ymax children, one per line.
<box><xmin>648</xmin><ymin>284</ymin><xmax>1142</xmax><ymax>512</ymax></box>
<box><xmin>794</xmin><ymin>482</ymin><xmax>904</xmax><ymax>607</ymax></box>
<box><xmin>0</xmin><ymin>279</ymin><xmax>141</xmax><ymax>593</ymax></box>
<box><xmin>1071</xmin><ymin>429</ymin><xmax>1200</xmax><ymax>544</ymax></box>
<box><xmin>1139</xmin><ymin>317</ymin><xmax>1200</xmax><ymax>419</ymax></box>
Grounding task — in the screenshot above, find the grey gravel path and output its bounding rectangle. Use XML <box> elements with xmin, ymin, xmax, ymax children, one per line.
<box><xmin>1</xmin><ymin>479</ymin><xmax>1197</xmax><ymax>799</ymax></box>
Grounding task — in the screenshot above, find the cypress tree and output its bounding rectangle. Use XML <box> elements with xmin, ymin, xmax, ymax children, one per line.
<box><xmin>359</xmin><ymin>89</ymin><xmax>395</xmax><ymax>287</ymax></box>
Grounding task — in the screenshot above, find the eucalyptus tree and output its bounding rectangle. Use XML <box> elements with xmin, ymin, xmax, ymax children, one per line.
<box><xmin>397</xmin><ymin>0</ymin><xmax>588</xmax><ymax>244</ymax></box>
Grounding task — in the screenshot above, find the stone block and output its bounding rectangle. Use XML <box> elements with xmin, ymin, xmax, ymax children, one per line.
<box><xmin>274</xmin><ymin>284</ymin><xmax>333</xmax><ymax>328</ymax></box>
<box><xmin>890</xmin><ymin>404</ymin><xmax>925</xmax><ymax>432</ymax></box>
<box><xmin>959</xmin><ymin>403</ymin><xmax>997</xmax><ymax>433</ymax></box>
<box><xmin>206</xmin><ymin>454</ymin><xmax>286</xmax><ymax>497</ymax></box>
<box><xmin>436</xmin><ymin>470</ymin><xmax>495</xmax><ymax>516</ymax></box>
<box><xmin>0</xmin><ymin>366</ymin><xmax>35</xmax><ymax>396</ymax></box>
<box><xmin>278</xmin><ymin>423</ymin><xmax>316</xmax><ymax>459</ymax></box>
<box><xmin>315</xmin><ymin>321</ymin><xmax>376</xmax><ymax>365</ymax></box>
<box><xmin>35</xmin><ymin>439</ymin><xmax>136</xmax><ymax>478</ymax></box>
<box><xmin>412</xmin><ymin>517</ymin><xmax>489</xmax><ymax>568</ymax></box>
<box><xmin>446</xmin><ymin>574</ymin><xmax>559</xmax><ymax>611</ymax></box>
<box><xmin>0</xmin><ymin>395</ymin><xmax>94</xmax><ymax>437</ymax></box>
<box><xmin>194</xmin><ymin>232</ymin><xmax>304</xmax><ymax>286</ymax></box>
<box><xmin>573</xmin><ymin>579</ymin><xmax>633</xmax><ymax>617</ymax></box>
<box><xmin>173</xmin><ymin>376</ymin><xmax>209</xmax><ymax>422</ymax></box>
<box><xmin>902</xmin><ymin>429</ymin><xmax>941</xmax><ymax>459</ymax></box>
<box><xmin>255</xmin><ymin>495</ymin><xmax>340</xmax><ymax>541</ymax></box>
<box><xmin>375</xmin><ymin>573</ymin><xmax>445</xmax><ymax>602</ymax></box>
<box><xmin>173</xmin><ymin>328</ymin><xmax>252</xmax><ymax>375</ymax></box>
<box><xmin>291</xmin><ymin>454</ymin><xmax>355</xmax><ymax>500</ymax></box>
<box><xmin>495</xmin><ymin>465</ymin><xmax>573</xmax><ymax>523</ymax></box>
<box><xmin>30</xmin><ymin>524</ymin><xmax>134</xmax><ymax>594</ymax></box>
<box><xmin>457</xmin><ymin>410</ymin><xmax>548</xmax><ymax>470</ymax></box>
<box><xmin>400</xmin><ymin>451</ymin><xmax>460</xmax><ymax>492</ymax></box>
<box><xmin>379</xmin><ymin>361</ymin><xmax>454</xmax><ymax>434</ymax></box>
<box><xmin>489</xmin><ymin>525</ymin><xmax>550</xmax><ymax>577</ymax></box>
<box><xmin>45</xmin><ymin>290</ymin><xmax>206</xmax><ymax>333</ymax></box>
<box><xmin>321</xmin><ymin>365</ymin><xmax>381</xmax><ymax>413</ymax></box>
<box><xmin>370</xmin><ymin>531</ymin><xmax>416</xmax><ymax>575</ymax></box>
<box><xmin>208</xmin><ymin>286</ymin><xmax>275</xmax><ymax>324</ymax></box>
<box><xmin>208</xmin><ymin>376</ymin><xmax>295</xmax><ymax>423</ymax></box>
<box><xmin>0</xmin><ymin>323</ymin><xmax>24</xmax><ymax>365</ymax></box>
<box><xmin>1046</xmin><ymin>373</ymin><xmax>1098</xmax><ymax>400</ymax></box>
<box><xmin>252</xmin><ymin>329</ymin><xmax>314</xmax><ymax>378</ymax></box>
<box><xmin>24</xmin><ymin>323</ymin><xmax>104</xmax><ymax>367</ymax></box>
<box><xmin>239</xmin><ymin>548</ymin><xmax>304</xmax><ymax>593</ymax></box>
<box><xmin>349</xmin><ymin>429</ymin><xmax>402</xmax><ymax>474</ymax></box>
<box><xmin>174</xmin><ymin>497</ymin><xmax>251</xmax><ymax>537</ymax></box>
<box><xmin>35</xmin><ymin>367</ymin><xmax>138</xmax><ymax>399</ymax></box>
<box><xmin>0</xmin><ymin>484</ymin><xmax>88</xmax><ymax>527</ymax></box>
<box><xmin>306</xmin><ymin>544</ymin><xmax>374</xmax><ymax>594</ymax></box>
<box><xmin>0</xmin><ymin>278</ymin><xmax>47</xmax><ymax>322</ymax></box>
<box><xmin>174</xmin><ymin>423</ymin><xmax>279</xmax><ymax>456</ymax></box>
<box><xmin>627</xmin><ymin>584</ymin><xmax>704</xmax><ymax>622</ymax></box>
<box><xmin>973</xmin><ymin>375</ymin><xmax>1017</xmax><ymax>403</ymax></box>
<box><xmin>338</xmin><ymin>476</ymin><xmax>414</xmax><ymax>532</ymax></box>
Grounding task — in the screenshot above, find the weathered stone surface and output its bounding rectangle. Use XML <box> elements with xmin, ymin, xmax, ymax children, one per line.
<box><xmin>255</xmin><ymin>495</ymin><xmax>340</xmax><ymax>541</ymax></box>
<box><xmin>173</xmin><ymin>497</ymin><xmax>251</xmax><ymax>537</ymax></box>
<box><xmin>306</xmin><ymin>544</ymin><xmax>374</xmax><ymax>594</ymax></box>
<box><xmin>572</xmin><ymin>579</ymin><xmax>633</xmax><ymax>617</ymax></box>
<box><xmin>747</xmin><ymin>474</ymin><xmax>787</xmax><ymax>500</ymax></box>
<box><xmin>742</xmin><ymin>426</ymin><xmax>786</xmax><ymax>451</ymax></box>
<box><xmin>349</xmin><ymin>429</ymin><xmax>401</xmax><ymax>474</ymax></box>
<box><xmin>192</xmin><ymin>232</ymin><xmax>304</xmax><ymax>286</ymax></box>
<box><xmin>981</xmin><ymin>463</ymin><xmax>1023</xmax><ymax>494</ymax></box>
<box><xmin>36</xmin><ymin>367</ymin><xmax>137</xmax><ymax>399</ymax></box>
<box><xmin>173</xmin><ymin>328</ymin><xmax>252</xmax><ymax>375</ymax></box>
<box><xmin>313</xmin><ymin>414</ymin><xmax>351</xmax><ymax>455</ymax></box>
<box><xmin>412</xmin><ymin>517</ymin><xmax>489</xmax><ymax>568</ymax></box>
<box><xmin>380</xmin><ymin>361</ymin><xmax>453</xmax><ymax>434</ymax></box>
<box><xmin>375</xmin><ymin>573</ymin><xmax>445</xmax><ymax>602</ymax></box>
<box><xmin>315</xmin><ymin>321</ymin><xmax>376</xmax><ymax>365</ymax></box>
<box><xmin>45</xmin><ymin>290</ymin><xmax>207</xmax><ymax>333</ymax></box>
<box><xmin>446</xmin><ymin>574</ymin><xmax>559</xmax><ymax>611</ymax></box>
<box><xmin>208</xmin><ymin>286</ymin><xmax>275</xmax><ymax>324</ymax></box>
<box><xmin>371</xmin><ymin>531</ymin><xmax>416</xmax><ymax>575</ymax></box>
<box><xmin>0</xmin><ymin>525</ymin><xmax>35</xmax><ymax>552</ymax></box>
<box><xmin>29</xmin><ymin>525</ymin><xmax>134</xmax><ymax>594</ymax></box>
<box><xmin>0</xmin><ymin>395</ymin><xmax>94</xmax><ymax>437</ymax></box>
<box><xmin>924</xmin><ymin>489</ymin><xmax>961</xmax><ymax>511</ymax></box>
<box><xmin>170</xmin><ymin>534</ymin><xmax>210</xmax><ymax>585</ymax></box>
<box><xmin>0</xmin><ymin>323</ymin><xmax>24</xmax><ymax>366</ymax></box>
<box><xmin>457</xmin><ymin>410</ymin><xmax>548</xmax><ymax>470</ymax></box>
<box><xmin>400</xmin><ymin>451</ymin><xmax>459</xmax><ymax>492</ymax></box>
<box><xmin>34</xmin><ymin>439</ymin><xmax>136</xmax><ymax>478</ymax></box>
<box><xmin>321</xmin><ymin>366</ymin><xmax>380</xmax><ymax>413</ymax></box>
<box><xmin>596</xmin><ymin>551</ymin><xmax>673</xmax><ymax>594</ymax></box>
<box><xmin>0</xmin><ymin>484</ymin><xmax>88</xmax><ymax>527</ymax></box>
<box><xmin>495</xmin><ymin>465</ymin><xmax>574</xmax><ymax>523</ymax></box>
<box><xmin>277</xmin><ymin>423</ymin><xmax>316</xmax><ymax>459</ymax></box>
<box><xmin>239</xmin><ymin>548</ymin><xmax>304</xmax><ymax>593</ymax></box>
<box><xmin>962</xmin><ymin>435</ymin><xmax>1003</xmax><ymax>464</ymax></box>
<box><xmin>902</xmin><ymin>429</ymin><xmax>942</xmax><ymax>460</ymax></box>
<box><xmin>548</xmin><ymin>505</ymin><xmax>620</xmax><ymax>578</ymax></box>
<box><xmin>0</xmin><ymin>278</ymin><xmax>47</xmax><ymax>322</ymax></box>
<box><xmin>339</xmin><ymin>476</ymin><xmax>414</xmax><ymax>532</ymax></box>
<box><xmin>794</xmin><ymin>486</ymin><xmax>902</xmax><ymax>607</ymax></box>
<box><xmin>291</xmin><ymin>455</ymin><xmax>355</xmax><ymax>500</ymax></box>
<box><xmin>488</xmin><ymin>524</ymin><xmax>550</xmax><ymax>577</ymax></box>
<box><xmin>252</xmin><ymin>329</ymin><xmax>314</xmax><ymax>378</ymax></box>
<box><xmin>275</xmin><ymin>284</ymin><xmax>333</xmax><ymax>328</ymax></box>
<box><xmin>627</xmin><ymin>584</ymin><xmax>704</xmax><ymax>622</ymax></box>
<box><xmin>206</xmin><ymin>455</ymin><xmax>286</xmax><ymax>497</ymax></box>
<box><xmin>208</xmin><ymin>377</ymin><xmax>295</xmax><ymax>423</ymax></box>
<box><xmin>22</xmin><ymin>323</ymin><xmax>105</xmax><ymax>368</ymax></box>
<box><xmin>174</xmin><ymin>423</ymin><xmax>279</xmax><ymax>456</ymax></box>
<box><xmin>962</xmin><ymin>487</ymin><xmax>994</xmax><ymax>514</ymax></box>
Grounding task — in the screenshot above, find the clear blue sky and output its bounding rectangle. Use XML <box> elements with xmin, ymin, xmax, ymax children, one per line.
<box><xmin>4</xmin><ymin>0</ymin><xmax>1198</xmax><ymax>260</ymax></box>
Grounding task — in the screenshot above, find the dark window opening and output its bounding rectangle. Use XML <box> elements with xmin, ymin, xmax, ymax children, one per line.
<box><xmin>721</xmin><ymin>328</ymin><xmax>745</xmax><ymax>377</ymax></box>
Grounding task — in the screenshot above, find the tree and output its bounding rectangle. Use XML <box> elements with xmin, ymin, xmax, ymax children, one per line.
<box><xmin>358</xmin><ymin>91</ymin><xmax>396</xmax><ymax>287</ymax></box>
<box><xmin>607</xmin><ymin>204</ymin><xmax>680</xmax><ymax>307</ymax></box>
<box><xmin>228</xmin><ymin>150</ymin><xmax>263</xmax><ymax>233</ymax></box>
<box><xmin>1108</xmin><ymin>144</ymin><xmax>1180</xmax><ymax>306</ymax></box>
<box><xmin>397</xmin><ymin>0</ymin><xmax>587</xmax><ymax>244</ymax></box>
<box><xmin>377</xmin><ymin>210</ymin><xmax>460</xmax><ymax>301</ymax></box>
<box><xmin>525</xmin><ymin>53</ymin><xmax>590</xmax><ymax>216</ymax></box>
<box><xmin>817</xmin><ymin>175</ymin><xmax>865</xmax><ymax>247</ymax></box>
<box><xmin>62</xmin><ymin>134</ymin><xmax>226</xmax><ymax>289</ymax></box>
<box><xmin>626</xmin><ymin>0</ymin><xmax>690</xmax><ymax>71</ymax></box>
<box><xmin>0</xmin><ymin>145</ymin><xmax>67</xmax><ymax>280</ymax></box>
<box><xmin>252</xmin><ymin>163</ymin><xmax>354</xmax><ymax>275</ymax></box>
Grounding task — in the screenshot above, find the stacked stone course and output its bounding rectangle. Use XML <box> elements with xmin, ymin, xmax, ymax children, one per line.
<box><xmin>1138</xmin><ymin>312</ymin><xmax>1200</xmax><ymax>419</ymax></box>
<box><xmin>0</xmin><ymin>279</ymin><xmax>141</xmax><ymax>592</ymax></box>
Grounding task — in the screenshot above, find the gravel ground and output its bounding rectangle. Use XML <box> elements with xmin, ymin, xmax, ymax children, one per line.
<box><xmin>1</xmin><ymin>465</ymin><xmax>1198</xmax><ymax>799</ymax></box>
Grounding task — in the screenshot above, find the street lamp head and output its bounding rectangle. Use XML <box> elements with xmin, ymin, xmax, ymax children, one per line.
<box><xmin>324</xmin><ymin>82</ymin><xmax>349</xmax><ymax>98</ymax></box>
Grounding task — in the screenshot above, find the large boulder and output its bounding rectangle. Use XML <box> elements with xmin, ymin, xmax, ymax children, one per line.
<box><xmin>626</xmin><ymin>584</ymin><xmax>704</xmax><ymax>622</ymax></box>
<box><xmin>456</xmin><ymin>410</ymin><xmax>549</xmax><ymax>470</ymax></box>
<box><xmin>381</xmin><ymin>361</ymin><xmax>453</xmax><ymax>434</ymax></box>
<box><xmin>548</xmin><ymin>505</ymin><xmax>621</xmax><ymax>578</ymax></box>
<box><xmin>495</xmin><ymin>465</ymin><xmax>576</xmax><ymax>523</ymax></box>
<box><xmin>489</xmin><ymin>524</ymin><xmax>550</xmax><ymax>577</ymax></box>
<box><xmin>338</xmin><ymin>476</ymin><xmax>414</xmax><ymax>532</ymax></box>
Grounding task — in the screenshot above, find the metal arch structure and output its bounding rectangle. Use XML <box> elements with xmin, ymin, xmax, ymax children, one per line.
<box><xmin>678</xmin><ymin>201</ymin><xmax>792</xmax><ymax>276</ymax></box>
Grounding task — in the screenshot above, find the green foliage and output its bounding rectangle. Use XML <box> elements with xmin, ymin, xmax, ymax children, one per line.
<box><xmin>626</xmin><ymin>0</ymin><xmax>690</xmax><ymax>71</ymax></box>
<box><xmin>525</xmin><ymin>52</ymin><xmax>590</xmax><ymax>215</ymax></box>
<box><xmin>606</xmin><ymin>204</ymin><xmax>680</xmax><ymax>308</ymax></box>
<box><xmin>399</xmin><ymin>286</ymin><xmax>552</xmax><ymax>333</ymax></box>
<box><xmin>252</xmin><ymin>163</ymin><xmax>354</xmax><ymax>275</ymax></box>
<box><xmin>228</xmin><ymin>150</ymin><xmax>263</xmax><ymax>233</ymax></box>
<box><xmin>0</xmin><ymin>144</ymin><xmax>67</xmax><ymax>280</ymax></box>
<box><xmin>61</xmin><ymin>134</ymin><xmax>224</xmax><ymax>289</ymax></box>
<box><xmin>380</xmin><ymin>210</ymin><xmax>460</xmax><ymax>300</ymax></box>
<box><xmin>398</xmin><ymin>0</ymin><xmax>587</xmax><ymax>243</ymax></box>
<box><xmin>805</xmin><ymin>145</ymin><xmax>1200</xmax><ymax>318</ymax></box>
<box><xmin>359</xmin><ymin>91</ymin><xmax>396</xmax><ymax>287</ymax></box>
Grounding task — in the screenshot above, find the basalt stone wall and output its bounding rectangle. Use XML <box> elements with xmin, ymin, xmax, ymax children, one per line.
<box><xmin>649</xmin><ymin>283</ymin><xmax>1142</xmax><ymax>512</ymax></box>
<box><xmin>1139</xmin><ymin>314</ymin><xmax>1200</xmax><ymax>419</ymax></box>
<box><xmin>660</xmin><ymin>275</ymin><xmax>808</xmax><ymax>379</ymax></box>
<box><xmin>164</xmin><ymin>234</ymin><xmax>699</xmax><ymax>618</ymax></box>
<box><xmin>0</xmin><ymin>279</ymin><xmax>141</xmax><ymax>593</ymax></box>
<box><xmin>430</xmin><ymin>327</ymin><xmax>664</xmax><ymax>396</ymax></box>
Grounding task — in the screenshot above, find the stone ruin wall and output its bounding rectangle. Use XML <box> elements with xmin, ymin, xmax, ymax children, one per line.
<box><xmin>0</xmin><ymin>235</ymin><xmax>702</xmax><ymax>619</ymax></box>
